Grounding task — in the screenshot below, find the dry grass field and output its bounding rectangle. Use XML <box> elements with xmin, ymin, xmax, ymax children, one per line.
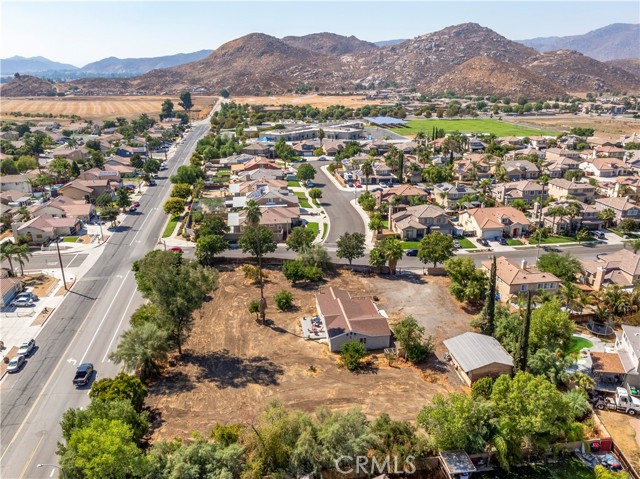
<box><xmin>231</xmin><ymin>94</ymin><xmax>373</xmax><ymax>108</ymax></box>
<box><xmin>508</xmin><ymin>116</ymin><xmax>640</xmax><ymax>139</ymax></box>
<box><xmin>0</xmin><ymin>95</ymin><xmax>217</xmax><ymax>121</ymax></box>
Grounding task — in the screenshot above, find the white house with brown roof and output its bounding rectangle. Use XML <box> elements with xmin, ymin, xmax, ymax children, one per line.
<box><xmin>594</xmin><ymin>146</ymin><xmax>626</xmax><ymax>159</ymax></box>
<box><xmin>547</xmin><ymin>178</ymin><xmax>596</xmax><ymax>203</ymax></box>
<box><xmin>0</xmin><ymin>175</ymin><xmax>32</xmax><ymax>195</ymax></box>
<box><xmin>493</xmin><ymin>180</ymin><xmax>547</xmax><ymax>205</ymax></box>
<box><xmin>501</xmin><ymin>160</ymin><xmax>540</xmax><ymax>181</ymax></box>
<box><xmin>482</xmin><ymin>256</ymin><xmax>561</xmax><ymax>303</ymax></box>
<box><xmin>374</xmin><ymin>184</ymin><xmax>427</xmax><ymax>206</ymax></box>
<box><xmin>580</xmin><ymin>157</ymin><xmax>632</xmax><ymax>178</ymax></box>
<box><xmin>315</xmin><ymin>287</ymin><xmax>391</xmax><ymax>352</ymax></box>
<box><xmin>580</xmin><ymin>249</ymin><xmax>640</xmax><ymax>291</ymax></box>
<box><xmin>459</xmin><ymin>206</ymin><xmax>532</xmax><ymax>239</ymax></box>
<box><xmin>594</xmin><ymin>197</ymin><xmax>640</xmax><ymax>223</ymax></box>
<box><xmin>390</xmin><ymin>204</ymin><xmax>453</xmax><ymax>240</ymax></box>
<box><xmin>12</xmin><ymin>216</ymin><xmax>81</xmax><ymax>243</ymax></box>
<box><xmin>615</xmin><ymin>325</ymin><xmax>640</xmax><ymax>388</ymax></box>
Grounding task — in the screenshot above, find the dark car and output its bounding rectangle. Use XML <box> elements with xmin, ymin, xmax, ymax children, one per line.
<box><xmin>478</xmin><ymin>238</ymin><xmax>489</xmax><ymax>247</ymax></box>
<box><xmin>148</xmin><ymin>180</ymin><xmax>156</xmax><ymax>186</ymax></box>
<box><xmin>601</xmin><ymin>454</ymin><xmax>622</xmax><ymax>471</ymax></box>
<box><xmin>499</xmin><ymin>238</ymin><xmax>508</xmax><ymax>246</ymax></box>
<box><xmin>406</xmin><ymin>249</ymin><xmax>419</xmax><ymax>256</ymax></box>
<box><xmin>73</xmin><ymin>363</ymin><xmax>94</xmax><ymax>387</ymax></box>
<box><xmin>129</xmin><ymin>206</ymin><xmax>137</xmax><ymax>212</ymax></box>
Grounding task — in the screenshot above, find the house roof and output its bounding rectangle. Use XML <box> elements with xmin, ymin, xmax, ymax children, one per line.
<box><xmin>581</xmin><ymin>249</ymin><xmax>640</xmax><ymax>279</ymax></box>
<box><xmin>486</xmin><ymin>256</ymin><xmax>561</xmax><ymax>286</ymax></box>
<box><xmin>316</xmin><ymin>287</ymin><xmax>390</xmax><ymax>339</ymax></box>
<box><xmin>589</xmin><ymin>157</ymin><xmax>627</xmax><ymax>170</ymax></box>
<box><xmin>0</xmin><ymin>276</ymin><xmax>21</xmax><ymax>297</ymax></box>
<box><xmin>0</xmin><ymin>174</ymin><xmax>29</xmax><ymax>184</ymax></box>
<box><xmin>590</xmin><ymin>352</ymin><xmax>626</xmax><ymax>374</ymax></box>
<box><xmin>549</xmin><ymin>178</ymin><xmax>595</xmax><ymax>192</ymax></box>
<box><xmin>595</xmin><ymin>197</ymin><xmax>637</xmax><ymax>211</ymax></box>
<box><xmin>443</xmin><ymin>332</ymin><xmax>513</xmax><ymax>373</ymax></box>
<box><xmin>503</xmin><ymin>160</ymin><xmax>539</xmax><ymax>173</ymax></box>
<box><xmin>463</xmin><ymin>206</ymin><xmax>531</xmax><ymax>230</ymax></box>
<box><xmin>622</xmin><ymin>325</ymin><xmax>640</xmax><ymax>357</ymax></box>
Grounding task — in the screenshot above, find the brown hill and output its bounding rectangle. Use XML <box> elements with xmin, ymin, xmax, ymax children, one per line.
<box><xmin>526</xmin><ymin>50</ymin><xmax>640</xmax><ymax>94</ymax></box>
<box><xmin>605</xmin><ymin>58</ymin><xmax>640</xmax><ymax>78</ymax></box>
<box><xmin>0</xmin><ymin>75</ymin><xmax>59</xmax><ymax>96</ymax></box>
<box><xmin>431</xmin><ymin>56</ymin><xmax>567</xmax><ymax>99</ymax></box>
<box><xmin>281</xmin><ymin>33</ymin><xmax>377</xmax><ymax>56</ymax></box>
<box><xmin>352</xmin><ymin>23</ymin><xmax>540</xmax><ymax>88</ymax></box>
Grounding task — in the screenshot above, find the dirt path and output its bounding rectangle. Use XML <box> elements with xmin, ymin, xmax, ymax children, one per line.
<box><xmin>598</xmin><ymin>410</ymin><xmax>640</xmax><ymax>471</ymax></box>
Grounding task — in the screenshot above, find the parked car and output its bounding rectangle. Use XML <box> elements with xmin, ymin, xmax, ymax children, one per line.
<box><xmin>306</xmin><ymin>181</ymin><xmax>315</xmax><ymax>188</ymax></box>
<box><xmin>17</xmin><ymin>339</ymin><xmax>36</xmax><ymax>357</ymax></box>
<box><xmin>16</xmin><ymin>292</ymin><xmax>38</xmax><ymax>302</ymax></box>
<box><xmin>499</xmin><ymin>238</ymin><xmax>508</xmax><ymax>246</ymax></box>
<box><xmin>380</xmin><ymin>183</ymin><xmax>389</xmax><ymax>189</ymax></box>
<box><xmin>7</xmin><ymin>355</ymin><xmax>25</xmax><ymax>373</ymax></box>
<box><xmin>601</xmin><ymin>454</ymin><xmax>622</xmax><ymax>471</ymax></box>
<box><xmin>132</xmin><ymin>201</ymin><xmax>140</xmax><ymax>208</ymax></box>
<box><xmin>11</xmin><ymin>297</ymin><xmax>34</xmax><ymax>307</ymax></box>
<box><xmin>317</xmin><ymin>156</ymin><xmax>327</xmax><ymax>161</ymax></box>
<box><xmin>73</xmin><ymin>363</ymin><xmax>94</xmax><ymax>387</ymax></box>
<box><xmin>124</xmin><ymin>185</ymin><xmax>135</xmax><ymax>191</ymax></box>
<box><xmin>129</xmin><ymin>206</ymin><xmax>137</xmax><ymax>212</ymax></box>
<box><xmin>454</xmin><ymin>241</ymin><xmax>461</xmax><ymax>248</ymax></box>
<box><xmin>478</xmin><ymin>238</ymin><xmax>489</xmax><ymax>247</ymax></box>
<box><xmin>406</xmin><ymin>249</ymin><xmax>419</xmax><ymax>257</ymax></box>
<box><xmin>594</xmin><ymin>231</ymin><xmax>606</xmax><ymax>240</ymax></box>
<box><xmin>148</xmin><ymin>180</ymin><xmax>156</xmax><ymax>186</ymax></box>
<box><xmin>170</xmin><ymin>246</ymin><xmax>183</xmax><ymax>253</ymax></box>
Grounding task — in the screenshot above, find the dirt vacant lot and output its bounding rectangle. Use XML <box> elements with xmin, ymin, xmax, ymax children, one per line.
<box><xmin>597</xmin><ymin>410</ymin><xmax>640</xmax><ymax>471</ymax></box>
<box><xmin>146</xmin><ymin>267</ymin><xmax>470</xmax><ymax>441</ymax></box>
<box><xmin>231</xmin><ymin>94</ymin><xmax>373</xmax><ymax>108</ymax></box>
<box><xmin>508</xmin><ymin>116</ymin><xmax>640</xmax><ymax>140</ymax></box>
<box><xmin>0</xmin><ymin>95</ymin><xmax>217</xmax><ymax>121</ymax></box>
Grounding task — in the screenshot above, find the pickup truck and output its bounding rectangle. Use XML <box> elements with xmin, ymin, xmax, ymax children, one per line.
<box><xmin>592</xmin><ymin>387</ymin><xmax>640</xmax><ymax>416</ymax></box>
<box><xmin>73</xmin><ymin>363</ymin><xmax>94</xmax><ymax>387</ymax></box>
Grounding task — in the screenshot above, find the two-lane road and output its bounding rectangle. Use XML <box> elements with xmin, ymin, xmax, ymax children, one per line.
<box><xmin>0</xmin><ymin>122</ymin><xmax>211</xmax><ymax>479</ymax></box>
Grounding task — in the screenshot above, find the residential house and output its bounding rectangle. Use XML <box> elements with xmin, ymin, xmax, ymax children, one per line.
<box><xmin>0</xmin><ymin>175</ymin><xmax>32</xmax><ymax>195</ymax></box>
<box><xmin>505</xmin><ymin>148</ymin><xmax>545</xmax><ymax>161</ymax></box>
<box><xmin>242</xmin><ymin>142</ymin><xmax>274</xmax><ymax>159</ymax></box>
<box><xmin>78</xmin><ymin>168</ymin><xmax>121</xmax><ymax>184</ymax></box>
<box><xmin>374</xmin><ymin>184</ymin><xmax>427</xmax><ymax>206</ymax></box>
<box><xmin>116</xmin><ymin>145</ymin><xmax>147</xmax><ymax>158</ymax></box>
<box><xmin>1</xmin><ymin>272</ymin><xmax>22</xmax><ymax>307</ymax></box>
<box><xmin>499</xmin><ymin>136</ymin><xmax>524</xmax><ymax>148</ymax></box>
<box><xmin>595</xmin><ymin>146</ymin><xmax>626</xmax><ymax>159</ymax></box>
<box><xmin>482</xmin><ymin>256</ymin><xmax>561</xmax><ymax>303</ymax></box>
<box><xmin>291</xmin><ymin>139</ymin><xmax>321</xmax><ymax>157</ymax></box>
<box><xmin>443</xmin><ymin>332</ymin><xmax>513</xmax><ymax>385</ymax></box>
<box><xmin>493</xmin><ymin>180</ymin><xmax>547</xmax><ymax>205</ymax></box>
<box><xmin>226</xmin><ymin>206</ymin><xmax>301</xmax><ymax>242</ymax></box>
<box><xmin>12</xmin><ymin>216</ymin><xmax>81</xmax><ymax>243</ymax></box>
<box><xmin>541</xmin><ymin>200</ymin><xmax>602</xmax><ymax>233</ymax></box>
<box><xmin>315</xmin><ymin>287</ymin><xmax>391</xmax><ymax>352</ymax></box>
<box><xmin>32</xmin><ymin>196</ymin><xmax>95</xmax><ymax>222</ymax></box>
<box><xmin>50</xmin><ymin>147</ymin><xmax>87</xmax><ymax>162</ymax></box>
<box><xmin>322</xmin><ymin>140</ymin><xmax>347</xmax><ymax>157</ymax></box>
<box><xmin>545</xmin><ymin>147</ymin><xmax>582</xmax><ymax>160</ymax></box>
<box><xmin>467</xmin><ymin>137</ymin><xmax>487</xmax><ymax>152</ymax></box>
<box><xmin>580</xmin><ymin>157</ymin><xmax>632</xmax><ymax>178</ymax></box>
<box><xmin>0</xmin><ymin>189</ymin><xmax>31</xmax><ymax>207</ymax></box>
<box><xmin>529</xmin><ymin>136</ymin><xmax>549</xmax><ymax>150</ymax></box>
<box><xmin>615</xmin><ymin>325</ymin><xmax>640</xmax><ymax>388</ymax></box>
<box><xmin>231</xmin><ymin>157</ymin><xmax>281</xmax><ymax>174</ymax></box>
<box><xmin>547</xmin><ymin>178</ymin><xmax>596</xmax><ymax>203</ymax></box>
<box><xmin>389</xmin><ymin>204</ymin><xmax>453</xmax><ymax>240</ymax></box>
<box><xmin>594</xmin><ymin>197</ymin><xmax>640</xmax><ymax>223</ymax></box>
<box><xmin>613</xmin><ymin>176</ymin><xmax>640</xmax><ymax>200</ymax></box>
<box><xmin>236</xmin><ymin>167</ymin><xmax>286</xmax><ymax>182</ymax></box>
<box><xmin>455</xmin><ymin>155</ymin><xmax>491</xmax><ymax>181</ymax></box>
<box><xmin>459</xmin><ymin>206</ymin><xmax>532</xmax><ymax>239</ymax></box>
<box><xmin>432</xmin><ymin>183</ymin><xmax>479</xmax><ymax>210</ymax></box>
<box><xmin>57</xmin><ymin>179</ymin><xmax>114</xmax><ymax>202</ymax></box>
<box><xmin>580</xmin><ymin>249</ymin><xmax>640</xmax><ymax>291</ymax></box>
<box><xmin>228</xmin><ymin>179</ymin><xmax>288</xmax><ymax>197</ymax></box>
<box><xmin>501</xmin><ymin>160</ymin><xmax>540</xmax><ymax>181</ymax></box>
<box><xmin>543</xmin><ymin>156</ymin><xmax>581</xmax><ymax>178</ymax></box>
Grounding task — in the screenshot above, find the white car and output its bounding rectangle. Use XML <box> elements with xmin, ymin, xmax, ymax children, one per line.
<box><xmin>11</xmin><ymin>297</ymin><xmax>34</xmax><ymax>307</ymax></box>
<box><xmin>7</xmin><ymin>355</ymin><xmax>25</xmax><ymax>373</ymax></box>
<box><xmin>17</xmin><ymin>339</ymin><xmax>36</xmax><ymax>357</ymax></box>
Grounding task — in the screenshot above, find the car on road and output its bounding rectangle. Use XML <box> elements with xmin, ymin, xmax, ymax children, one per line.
<box><xmin>306</xmin><ymin>181</ymin><xmax>315</xmax><ymax>187</ymax></box>
<box><xmin>317</xmin><ymin>156</ymin><xmax>327</xmax><ymax>161</ymax></box>
<box><xmin>7</xmin><ymin>355</ymin><xmax>25</xmax><ymax>373</ymax></box>
<box><xmin>11</xmin><ymin>297</ymin><xmax>34</xmax><ymax>307</ymax></box>
<box><xmin>406</xmin><ymin>249</ymin><xmax>419</xmax><ymax>256</ymax></box>
<box><xmin>17</xmin><ymin>339</ymin><xmax>36</xmax><ymax>357</ymax></box>
<box><xmin>73</xmin><ymin>363</ymin><xmax>94</xmax><ymax>387</ymax></box>
<box><xmin>132</xmin><ymin>201</ymin><xmax>140</xmax><ymax>208</ymax></box>
<box><xmin>346</xmin><ymin>181</ymin><xmax>353</xmax><ymax>187</ymax></box>
<box><xmin>170</xmin><ymin>246</ymin><xmax>183</xmax><ymax>253</ymax></box>
<box><xmin>16</xmin><ymin>292</ymin><xmax>38</xmax><ymax>302</ymax></box>
<box><xmin>148</xmin><ymin>180</ymin><xmax>156</xmax><ymax>186</ymax></box>
<box><xmin>380</xmin><ymin>183</ymin><xmax>389</xmax><ymax>189</ymax></box>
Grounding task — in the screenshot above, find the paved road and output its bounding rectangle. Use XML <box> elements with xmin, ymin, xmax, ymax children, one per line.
<box><xmin>0</xmin><ymin>122</ymin><xmax>212</xmax><ymax>479</ymax></box>
<box><xmin>1</xmin><ymin>253</ymin><xmax>89</xmax><ymax>273</ymax></box>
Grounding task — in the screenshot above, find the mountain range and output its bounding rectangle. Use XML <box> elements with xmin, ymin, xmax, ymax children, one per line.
<box><xmin>2</xmin><ymin>23</ymin><xmax>640</xmax><ymax>98</ymax></box>
<box><xmin>519</xmin><ymin>23</ymin><xmax>640</xmax><ymax>61</ymax></box>
<box><xmin>0</xmin><ymin>56</ymin><xmax>78</xmax><ymax>74</ymax></box>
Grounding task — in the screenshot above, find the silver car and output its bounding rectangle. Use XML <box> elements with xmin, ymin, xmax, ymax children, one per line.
<box><xmin>17</xmin><ymin>339</ymin><xmax>36</xmax><ymax>357</ymax></box>
<box><xmin>11</xmin><ymin>297</ymin><xmax>34</xmax><ymax>307</ymax></box>
<box><xmin>7</xmin><ymin>355</ymin><xmax>25</xmax><ymax>373</ymax></box>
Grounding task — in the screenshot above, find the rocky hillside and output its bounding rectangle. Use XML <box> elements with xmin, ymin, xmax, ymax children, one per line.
<box><xmin>281</xmin><ymin>33</ymin><xmax>377</xmax><ymax>56</ymax></box>
<box><xmin>431</xmin><ymin>56</ymin><xmax>567</xmax><ymax>98</ymax></box>
<box><xmin>525</xmin><ymin>50</ymin><xmax>640</xmax><ymax>93</ymax></box>
<box><xmin>0</xmin><ymin>75</ymin><xmax>59</xmax><ymax>96</ymax></box>
<box><xmin>605</xmin><ymin>59</ymin><xmax>640</xmax><ymax>78</ymax></box>
<box><xmin>519</xmin><ymin>23</ymin><xmax>640</xmax><ymax>61</ymax></box>
<box><xmin>3</xmin><ymin>23</ymin><xmax>640</xmax><ymax>98</ymax></box>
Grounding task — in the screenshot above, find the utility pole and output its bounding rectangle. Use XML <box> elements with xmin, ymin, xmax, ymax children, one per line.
<box><xmin>55</xmin><ymin>238</ymin><xmax>68</xmax><ymax>290</ymax></box>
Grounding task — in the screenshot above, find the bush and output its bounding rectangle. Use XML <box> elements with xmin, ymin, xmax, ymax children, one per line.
<box><xmin>274</xmin><ymin>290</ymin><xmax>294</xmax><ymax>311</ymax></box>
<box><xmin>248</xmin><ymin>299</ymin><xmax>260</xmax><ymax>320</ymax></box>
<box><xmin>282</xmin><ymin>260</ymin><xmax>323</xmax><ymax>284</ymax></box>
<box><xmin>89</xmin><ymin>373</ymin><xmax>147</xmax><ymax>413</ymax></box>
<box><xmin>471</xmin><ymin>377</ymin><xmax>494</xmax><ymax>400</ymax></box>
<box><xmin>392</xmin><ymin>316</ymin><xmax>434</xmax><ymax>363</ymax></box>
<box><xmin>340</xmin><ymin>340</ymin><xmax>368</xmax><ymax>371</ymax></box>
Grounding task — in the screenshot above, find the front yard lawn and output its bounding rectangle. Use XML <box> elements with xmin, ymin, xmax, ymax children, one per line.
<box><xmin>295</xmin><ymin>192</ymin><xmax>311</xmax><ymax>209</ymax></box>
<box><xmin>62</xmin><ymin>237</ymin><xmax>78</xmax><ymax>243</ymax></box>
<box><xmin>287</xmin><ymin>180</ymin><xmax>300</xmax><ymax>187</ymax></box>
<box><xmin>507</xmin><ymin>239</ymin><xmax>524</xmax><ymax>246</ymax></box>
<box><xmin>401</xmin><ymin>241</ymin><xmax>420</xmax><ymax>249</ymax></box>
<box><xmin>540</xmin><ymin>235</ymin><xmax>576</xmax><ymax>244</ymax></box>
<box><xmin>306</xmin><ymin>222</ymin><xmax>320</xmax><ymax>235</ymax></box>
<box><xmin>216</xmin><ymin>169</ymin><xmax>231</xmax><ymax>177</ymax></box>
<box><xmin>162</xmin><ymin>215</ymin><xmax>180</xmax><ymax>238</ymax></box>
<box><xmin>610</xmin><ymin>228</ymin><xmax>639</xmax><ymax>238</ymax></box>
<box><xmin>457</xmin><ymin>238</ymin><xmax>475</xmax><ymax>249</ymax></box>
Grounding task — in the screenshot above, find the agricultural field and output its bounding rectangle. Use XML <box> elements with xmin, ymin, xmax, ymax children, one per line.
<box><xmin>513</xmin><ymin>115</ymin><xmax>640</xmax><ymax>140</ymax></box>
<box><xmin>0</xmin><ymin>95</ymin><xmax>217</xmax><ymax>121</ymax></box>
<box><xmin>231</xmin><ymin>94</ymin><xmax>372</xmax><ymax>108</ymax></box>
<box><xmin>389</xmin><ymin>119</ymin><xmax>558</xmax><ymax>137</ymax></box>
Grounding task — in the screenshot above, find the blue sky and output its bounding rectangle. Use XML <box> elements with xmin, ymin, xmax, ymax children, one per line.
<box><xmin>2</xmin><ymin>1</ymin><xmax>638</xmax><ymax>66</ymax></box>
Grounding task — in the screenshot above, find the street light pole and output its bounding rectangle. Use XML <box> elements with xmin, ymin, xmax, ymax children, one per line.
<box><xmin>37</xmin><ymin>464</ymin><xmax>67</xmax><ymax>479</ymax></box>
<box><xmin>54</xmin><ymin>238</ymin><xmax>68</xmax><ymax>290</ymax></box>
<box><xmin>97</xmin><ymin>213</ymin><xmax>103</xmax><ymax>241</ymax></box>
<box><xmin>535</xmin><ymin>182</ymin><xmax>546</xmax><ymax>260</ymax></box>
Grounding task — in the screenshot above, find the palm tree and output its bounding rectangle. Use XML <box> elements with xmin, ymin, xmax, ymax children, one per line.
<box><xmin>0</xmin><ymin>242</ymin><xmax>17</xmax><ymax>275</ymax></box>
<box><xmin>545</xmin><ymin>206</ymin><xmax>566</xmax><ymax>235</ymax></box>
<box><xmin>383</xmin><ymin>238</ymin><xmax>404</xmax><ymax>275</ymax></box>
<box><xmin>564</xmin><ymin>202</ymin><xmax>582</xmax><ymax>234</ymax></box>
<box><xmin>600</xmin><ymin>284</ymin><xmax>632</xmax><ymax>324</ymax></box>
<box><xmin>13</xmin><ymin>244</ymin><xmax>32</xmax><ymax>276</ymax></box>
<box><xmin>109</xmin><ymin>322</ymin><xmax>170</xmax><ymax>380</ymax></box>
<box><xmin>361</xmin><ymin>160</ymin><xmax>374</xmax><ymax>192</ymax></box>
<box><xmin>598</xmin><ymin>208</ymin><xmax>616</xmax><ymax>229</ymax></box>
<box><xmin>244</xmin><ymin>200</ymin><xmax>266</xmax><ymax>322</ymax></box>
<box><xmin>561</xmin><ymin>282</ymin><xmax>580</xmax><ymax>314</ymax></box>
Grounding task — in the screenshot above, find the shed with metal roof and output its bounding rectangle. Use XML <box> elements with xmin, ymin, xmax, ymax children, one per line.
<box><xmin>443</xmin><ymin>332</ymin><xmax>513</xmax><ymax>386</ymax></box>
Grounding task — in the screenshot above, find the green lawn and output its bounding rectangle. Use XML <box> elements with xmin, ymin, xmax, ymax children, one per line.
<box><xmin>295</xmin><ymin>192</ymin><xmax>312</xmax><ymax>209</ymax></box>
<box><xmin>567</xmin><ymin>336</ymin><xmax>594</xmax><ymax>354</ymax></box>
<box><xmin>457</xmin><ymin>238</ymin><xmax>475</xmax><ymax>249</ymax></box>
<box><xmin>389</xmin><ymin>119</ymin><xmax>557</xmax><ymax>137</ymax></box>
<box><xmin>475</xmin><ymin>459</ymin><xmax>595</xmax><ymax>479</ymax></box>
<box><xmin>306</xmin><ymin>222</ymin><xmax>319</xmax><ymax>235</ymax></box>
<box><xmin>312</xmin><ymin>198</ymin><xmax>321</xmax><ymax>207</ymax></box>
<box><xmin>507</xmin><ymin>239</ymin><xmax>524</xmax><ymax>246</ymax></box>
<box><xmin>216</xmin><ymin>169</ymin><xmax>231</xmax><ymax>177</ymax></box>
<box><xmin>162</xmin><ymin>216</ymin><xmax>180</xmax><ymax>238</ymax></box>
<box><xmin>540</xmin><ymin>235</ymin><xmax>576</xmax><ymax>244</ymax></box>
<box><xmin>62</xmin><ymin>236</ymin><xmax>78</xmax><ymax>242</ymax></box>
<box><xmin>401</xmin><ymin>241</ymin><xmax>420</xmax><ymax>249</ymax></box>
<box><xmin>610</xmin><ymin>228</ymin><xmax>639</xmax><ymax>238</ymax></box>
<box><xmin>287</xmin><ymin>180</ymin><xmax>300</xmax><ymax>187</ymax></box>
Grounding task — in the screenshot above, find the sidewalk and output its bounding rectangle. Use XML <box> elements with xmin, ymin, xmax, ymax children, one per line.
<box><xmin>287</xmin><ymin>182</ymin><xmax>329</xmax><ymax>244</ymax></box>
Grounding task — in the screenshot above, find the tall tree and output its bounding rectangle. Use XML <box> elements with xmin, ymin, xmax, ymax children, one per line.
<box><xmin>160</xmin><ymin>98</ymin><xmax>174</xmax><ymax>119</ymax></box>
<box><xmin>336</xmin><ymin>232</ymin><xmax>366</xmax><ymax>266</ymax></box>
<box><xmin>13</xmin><ymin>244</ymin><xmax>32</xmax><ymax>276</ymax></box>
<box><xmin>417</xmin><ymin>232</ymin><xmax>455</xmax><ymax>268</ymax></box>
<box><xmin>481</xmin><ymin>256</ymin><xmax>497</xmax><ymax>336</ymax></box>
<box><xmin>361</xmin><ymin>160</ymin><xmax>374</xmax><ymax>192</ymax></box>
<box><xmin>178</xmin><ymin>91</ymin><xmax>193</xmax><ymax>111</ymax></box>
<box><xmin>515</xmin><ymin>292</ymin><xmax>532</xmax><ymax>371</ymax></box>
<box><xmin>109</xmin><ymin>322</ymin><xmax>171</xmax><ymax>380</ymax></box>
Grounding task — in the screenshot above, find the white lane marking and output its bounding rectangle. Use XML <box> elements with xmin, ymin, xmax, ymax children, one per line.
<box><xmin>79</xmin><ymin>271</ymin><xmax>131</xmax><ymax>364</ymax></box>
<box><xmin>128</xmin><ymin>209</ymin><xmax>154</xmax><ymax>245</ymax></box>
<box><xmin>50</xmin><ymin>469</ymin><xmax>55</xmax><ymax>477</ymax></box>
<box><xmin>66</xmin><ymin>358</ymin><xmax>77</xmax><ymax>365</ymax></box>
<box><xmin>66</xmin><ymin>253</ymin><xmax>80</xmax><ymax>268</ymax></box>
<box><xmin>102</xmin><ymin>289</ymin><xmax>138</xmax><ymax>363</ymax></box>
<box><xmin>17</xmin><ymin>432</ymin><xmax>45</xmax><ymax>479</ymax></box>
